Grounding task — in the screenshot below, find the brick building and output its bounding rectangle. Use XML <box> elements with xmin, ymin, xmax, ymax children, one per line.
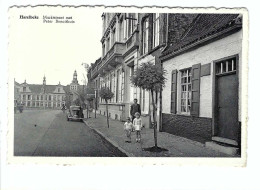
<box><xmin>160</xmin><ymin>14</ymin><xmax>242</xmax><ymax>153</ymax></box>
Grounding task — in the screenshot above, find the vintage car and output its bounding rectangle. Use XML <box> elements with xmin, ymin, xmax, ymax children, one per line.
<box><xmin>67</xmin><ymin>106</ymin><xmax>84</xmax><ymax>122</ymax></box>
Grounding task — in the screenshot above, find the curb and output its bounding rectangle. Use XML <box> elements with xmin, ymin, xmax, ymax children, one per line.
<box><xmin>83</xmin><ymin>120</ymin><xmax>135</xmax><ymax>157</ymax></box>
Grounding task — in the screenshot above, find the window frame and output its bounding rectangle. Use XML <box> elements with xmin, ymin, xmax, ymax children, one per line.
<box><xmin>180</xmin><ymin>68</ymin><xmax>192</xmax><ymax>115</ymax></box>
<box><xmin>152</xmin><ymin>13</ymin><xmax>160</xmax><ymax>48</ymax></box>
<box><xmin>142</xmin><ymin>17</ymin><xmax>149</xmax><ymax>55</ymax></box>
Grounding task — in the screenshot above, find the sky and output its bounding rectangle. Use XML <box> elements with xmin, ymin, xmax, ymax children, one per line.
<box><xmin>9</xmin><ymin>6</ymin><xmax>103</xmax><ymax>86</ymax></box>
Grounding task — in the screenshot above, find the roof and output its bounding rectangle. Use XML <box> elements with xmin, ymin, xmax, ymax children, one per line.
<box><xmin>14</xmin><ymin>81</ymin><xmax>20</xmax><ymax>86</ymax></box>
<box><xmin>27</xmin><ymin>84</ymin><xmax>63</xmax><ymax>93</ymax></box>
<box><xmin>28</xmin><ymin>84</ymin><xmax>43</xmax><ymax>93</ymax></box>
<box><xmin>161</xmin><ymin>14</ymin><xmax>242</xmax><ymax>60</ymax></box>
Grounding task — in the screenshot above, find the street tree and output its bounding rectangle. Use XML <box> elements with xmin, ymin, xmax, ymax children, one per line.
<box><xmin>131</xmin><ymin>62</ymin><xmax>167</xmax><ymax>152</ymax></box>
<box><xmin>99</xmin><ymin>87</ymin><xmax>114</xmax><ymax>128</ymax></box>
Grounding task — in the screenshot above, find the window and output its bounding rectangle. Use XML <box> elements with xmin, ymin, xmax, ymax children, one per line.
<box><xmin>28</xmin><ymin>95</ymin><xmax>31</xmax><ymax>100</ymax></box>
<box><xmin>58</xmin><ymin>88</ymin><xmax>60</xmax><ymax>92</ymax></box>
<box><xmin>112</xmin><ymin>72</ymin><xmax>115</xmax><ymax>102</ymax></box>
<box><xmin>102</xmin><ymin>43</ymin><xmax>105</xmax><ymax>57</ymax></box>
<box><xmin>116</xmin><ymin>70</ymin><xmax>120</xmax><ymax>102</ymax></box>
<box><xmin>180</xmin><ymin>69</ymin><xmax>192</xmax><ymax>114</ymax></box>
<box><xmin>142</xmin><ymin>17</ymin><xmax>149</xmax><ymax>54</ymax></box>
<box><xmin>153</xmin><ymin>13</ymin><xmax>160</xmax><ymax>48</ymax></box>
<box><xmin>49</xmin><ymin>95</ymin><xmax>52</xmax><ymax>101</ymax></box>
<box><xmin>127</xmin><ymin>13</ymin><xmax>137</xmax><ymax>38</ymax></box>
<box><xmin>107</xmin><ymin>37</ymin><xmax>110</xmax><ymax>53</ymax></box>
<box><xmin>119</xmin><ymin>18</ymin><xmax>124</xmax><ymax>41</ymax></box>
<box><xmin>23</xmin><ymin>95</ymin><xmax>26</xmax><ymax>100</ymax></box>
<box><xmin>141</xmin><ymin>89</ymin><xmax>145</xmax><ymax>112</ymax></box>
<box><xmin>111</xmin><ymin>28</ymin><xmax>116</xmax><ymax>45</ymax></box>
<box><xmin>216</xmin><ymin>57</ymin><xmax>236</xmax><ymax>75</ymax></box>
<box><xmin>23</xmin><ymin>87</ymin><xmax>26</xmax><ymax>92</ymax></box>
<box><xmin>121</xmin><ymin>71</ymin><xmax>124</xmax><ymax>102</ymax></box>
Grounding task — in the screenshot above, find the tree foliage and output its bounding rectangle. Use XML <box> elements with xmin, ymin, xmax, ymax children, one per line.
<box><xmin>131</xmin><ymin>62</ymin><xmax>167</xmax><ymax>92</ymax></box>
<box><xmin>100</xmin><ymin>87</ymin><xmax>114</xmax><ymax>102</ymax></box>
<box><xmin>130</xmin><ymin>62</ymin><xmax>167</xmax><ymax>150</ymax></box>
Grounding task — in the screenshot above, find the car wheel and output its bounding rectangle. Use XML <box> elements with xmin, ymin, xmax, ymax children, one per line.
<box><xmin>67</xmin><ymin>117</ymin><xmax>69</xmax><ymax>121</ymax></box>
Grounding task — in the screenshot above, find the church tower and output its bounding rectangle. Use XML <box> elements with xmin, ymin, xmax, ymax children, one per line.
<box><xmin>42</xmin><ymin>75</ymin><xmax>46</xmax><ymax>93</ymax></box>
<box><xmin>70</xmin><ymin>70</ymin><xmax>79</xmax><ymax>92</ymax></box>
<box><xmin>72</xmin><ymin>70</ymin><xmax>78</xmax><ymax>84</ymax></box>
<box><xmin>43</xmin><ymin>75</ymin><xmax>46</xmax><ymax>85</ymax></box>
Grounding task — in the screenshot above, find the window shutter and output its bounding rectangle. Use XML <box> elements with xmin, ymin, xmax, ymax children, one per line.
<box><xmin>191</xmin><ymin>63</ymin><xmax>201</xmax><ymax>117</ymax></box>
<box><xmin>170</xmin><ymin>70</ymin><xmax>177</xmax><ymax>114</ymax></box>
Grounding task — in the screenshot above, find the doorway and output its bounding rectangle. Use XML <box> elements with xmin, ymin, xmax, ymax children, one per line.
<box><xmin>213</xmin><ymin>55</ymin><xmax>239</xmax><ymax>144</ymax></box>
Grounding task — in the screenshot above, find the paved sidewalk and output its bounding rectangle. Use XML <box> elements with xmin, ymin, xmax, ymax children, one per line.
<box><xmin>83</xmin><ymin>112</ymin><xmax>229</xmax><ymax>157</ymax></box>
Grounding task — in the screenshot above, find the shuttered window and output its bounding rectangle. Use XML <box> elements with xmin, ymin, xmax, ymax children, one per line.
<box><xmin>180</xmin><ymin>69</ymin><xmax>192</xmax><ymax>114</ymax></box>
<box><xmin>170</xmin><ymin>70</ymin><xmax>177</xmax><ymax>113</ymax></box>
<box><xmin>191</xmin><ymin>63</ymin><xmax>201</xmax><ymax>117</ymax></box>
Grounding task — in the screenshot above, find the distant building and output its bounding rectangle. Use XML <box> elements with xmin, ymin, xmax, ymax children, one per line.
<box><xmin>15</xmin><ymin>70</ymin><xmax>88</xmax><ymax>109</ymax></box>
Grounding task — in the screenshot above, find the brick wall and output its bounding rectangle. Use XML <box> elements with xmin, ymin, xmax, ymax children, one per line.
<box><xmin>162</xmin><ymin>113</ymin><xmax>212</xmax><ymax>143</ymax></box>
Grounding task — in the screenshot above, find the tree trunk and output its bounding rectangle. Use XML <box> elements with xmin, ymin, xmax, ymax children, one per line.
<box><xmin>151</xmin><ymin>89</ymin><xmax>157</xmax><ymax>148</ymax></box>
<box><xmin>106</xmin><ymin>100</ymin><xmax>109</xmax><ymax>128</ymax></box>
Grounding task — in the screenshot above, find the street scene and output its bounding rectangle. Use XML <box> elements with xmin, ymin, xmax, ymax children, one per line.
<box><xmin>12</xmin><ymin>9</ymin><xmax>244</xmax><ymax>157</ymax></box>
<box><xmin>14</xmin><ymin>109</ymin><xmax>124</xmax><ymax>157</ymax></box>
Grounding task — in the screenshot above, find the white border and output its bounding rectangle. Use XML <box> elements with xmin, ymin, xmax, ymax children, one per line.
<box><xmin>1</xmin><ymin>1</ymin><xmax>258</xmax><ymax>190</ymax></box>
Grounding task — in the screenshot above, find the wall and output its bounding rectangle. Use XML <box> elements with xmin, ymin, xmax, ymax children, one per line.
<box><xmin>98</xmin><ymin>103</ymin><xmax>124</xmax><ymax>121</ymax></box>
<box><xmin>162</xmin><ymin>114</ymin><xmax>212</xmax><ymax>143</ymax></box>
<box><xmin>162</xmin><ymin>31</ymin><xmax>242</xmax><ymax>120</ymax></box>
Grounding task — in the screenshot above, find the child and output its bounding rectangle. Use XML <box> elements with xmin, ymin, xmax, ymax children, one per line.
<box><xmin>133</xmin><ymin>112</ymin><xmax>142</xmax><ymax>143</ymax></box>
<box><xmin>124</xmin><ymin>117</ymin><xmax>133</xmax><ymax>143</ymax></box>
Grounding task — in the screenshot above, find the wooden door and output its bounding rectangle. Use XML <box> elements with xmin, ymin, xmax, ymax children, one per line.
<box><xmin>215</xmin><ymin>56</ymin><xmax>239</xmax><ymax>142</ymax></box>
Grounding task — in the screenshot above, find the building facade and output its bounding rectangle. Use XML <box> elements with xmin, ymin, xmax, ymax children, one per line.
<box><xmin>160</xmin><ymin>14</ymin><xmax>242</xmax><ymax>149</ymax></box>
<box><xmin>15</xmin><ymin>71</ymin><xmax>83</xmax><ymax>109</ymax></box>
<box><xmin>88</xmin><ymin>13</ymin><xmax>243</xmax><ymax>152</ymax></box>
<box><xmin>88</xmin><ymin>13</ymin><xmax>197</xmax><ymax>128</ymax></box>
<box><xmin>89</xmin><ymin>13</ymin><xmax>141</xmax><ymax>122</ymax></box>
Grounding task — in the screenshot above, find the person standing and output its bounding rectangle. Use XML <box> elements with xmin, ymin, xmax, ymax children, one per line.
<box><xmin>130</xmin><ymin>98</ymin><xmax>141</xmax><ymax>122</ymax></box>
<box><xmin>124</xmin><ymin>117</ymin><xmax>133</xmax><ymax>143</ymax></box>
<box><xmin>133</xmin><ymin>112</ymin><xmax>142</xmax><ymax>143</ymax></box>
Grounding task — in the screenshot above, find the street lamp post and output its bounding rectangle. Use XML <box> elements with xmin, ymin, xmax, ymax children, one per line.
<box><xmin>94</xmin><ymin>88</ymin><xmax>97</xmax><ymax>118</ymax></box>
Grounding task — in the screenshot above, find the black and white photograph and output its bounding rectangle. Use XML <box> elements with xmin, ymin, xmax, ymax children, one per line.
<box><xmin>9</xmin><ymin>6</ymin><xmax>247</xmax><ymax>160</ymax></box>
<box><xmin>1</xmin><ymin>1</ymin><xmax>259</xmax><ymax>190</ymax></box>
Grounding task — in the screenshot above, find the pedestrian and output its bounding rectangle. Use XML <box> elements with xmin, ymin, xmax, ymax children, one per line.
<box><xmin>130</xmin><ymin>98</ymin><xmax>141</xmax><ymax>131</ymax></box>
<box><xmin>133</xmin><ymin>112</ymin><xmax>142</xmax><ymax>143</ymax></box>
<box><xmin>124</xmin><ymin>117</ymin><xmax>133</xmax><ymax>143</ymax></box>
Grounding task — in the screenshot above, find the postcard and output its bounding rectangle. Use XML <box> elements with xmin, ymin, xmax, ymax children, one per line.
<box><xmin>8</xmin><ymin>5</ymin><xmax>248</xmax><ymax>166</ymax></box>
